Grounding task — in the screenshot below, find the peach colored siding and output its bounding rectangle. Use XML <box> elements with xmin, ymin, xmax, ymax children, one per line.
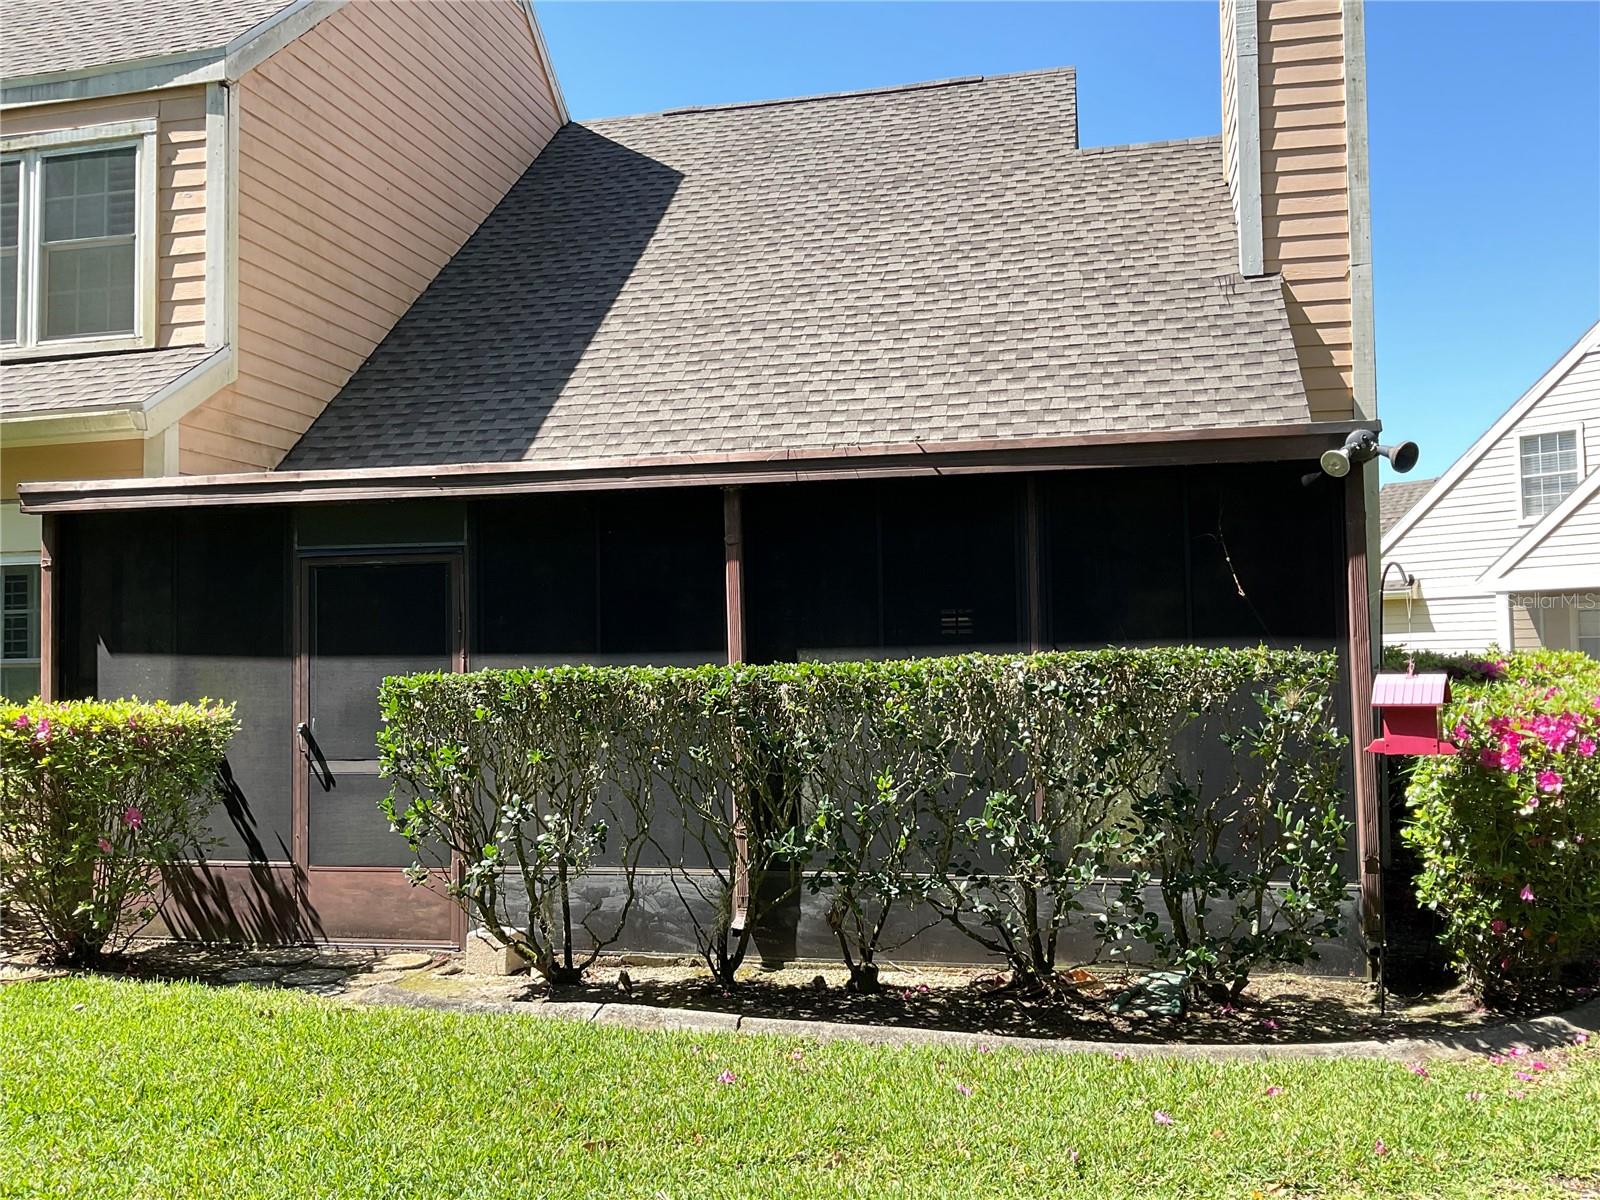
<box><xmin>1256</xmin><ymin>0</ymin><xmax>1353</xmax><ymax>421</ymax></box>
<box><xmin>181</xmin><ymin>0</ymin><xmax>562</xmax><ymax>475</ymax></box>
<box><xmin>0</xmin><ymin>88</ymin><xmax>208</xmax><ymax>349</ymax></box>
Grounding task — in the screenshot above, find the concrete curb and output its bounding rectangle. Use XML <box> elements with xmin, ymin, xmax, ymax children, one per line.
<box><xmin>353</xmin><ymin>984</ymin><xmax>1600</xmax><ymax>1062</ymax></box>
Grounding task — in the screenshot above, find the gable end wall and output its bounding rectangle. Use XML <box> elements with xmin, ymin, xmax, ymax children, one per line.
<box><xmin>179</xmin><ymin>0</ymin><xmax>562</xmax><ymax>474</ymax></box>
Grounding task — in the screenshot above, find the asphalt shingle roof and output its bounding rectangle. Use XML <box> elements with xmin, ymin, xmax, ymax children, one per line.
<box><xmin>1380</xmin><ymin>478</ymin><xmax>1438</xmax><ymax>536</ymax></box>
<box><xmin>0</xmin><ymin>346</ymin><xmax>217</xmax><ymax>419</ymax></box>
<box><xmin>3</xmin><ymin>0</ymin><xmax>296</xmax><ymax>80</ymax></box>
<box><xmin>282</xmin><ymin>69</ymin><xmax>1310</xmax><ymax>472</ymax></box>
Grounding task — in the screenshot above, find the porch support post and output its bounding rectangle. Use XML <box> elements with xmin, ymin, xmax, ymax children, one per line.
<box><xmin>39</xmin><ymin>514</ymin><xmax>58</xmax><ymax>702</ymax></box>
<box><xmin>1344</xmin><ymin>467</ymin><xmax>1383</xmax><ymax>975</ymax></box>
<box><xmin>723</xmin><ymin>487</ymin><xmax>750</xmax><ymax>928</ymax></box>
<box><xmin>723</xmin><ymin>486</ymin><xmax>745</xmax><ymax>663</ymax></box>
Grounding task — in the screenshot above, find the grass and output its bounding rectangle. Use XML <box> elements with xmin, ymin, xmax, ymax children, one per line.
<box><xmin>2</xmin><ymin>977</ymin><xmax>1597</xmax><ymax>1199</ymax></box>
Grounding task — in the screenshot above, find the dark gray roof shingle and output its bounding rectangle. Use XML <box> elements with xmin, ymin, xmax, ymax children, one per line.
<box><xmin>1</xmin><ymin>346</ymin><xmax>217</xmax><ymax>419</ymax></box>
<box><xmin>282</xmin><ymin>69</ymin><xmax>1309</xmax><ymax>472</ymax></box>
<box><xmin>1380</xmin><ymin>478</ymin><xmax>1437</xmax><ymax>536</ymax></box>
<box><xmin>2</xmin><ymin>0</ymin><xmax>296</xmax><ymax>80</ymax></box>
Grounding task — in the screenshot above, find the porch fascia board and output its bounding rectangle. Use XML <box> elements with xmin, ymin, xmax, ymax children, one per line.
<box><xmin>18</xmin><ymin>420</ymin><xmax>1378</xmax><ymax>515</ymax></box>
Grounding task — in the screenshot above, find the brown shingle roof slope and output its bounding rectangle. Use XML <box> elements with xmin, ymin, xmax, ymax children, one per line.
<box><xmin>2</xmin><ymin>0</ymin><xmax>295</xmax><ymax>79</ymax></box>
<box><xmin>1</xmin><ymin>346</ymin><xmax>216</xmax><ymax>419</ymax></box>
<box><xmin>281</xmin><ymin>69</ymin><xmax>1310</xmax><ymax>472</ymax></box>
<box><xmin>1380</xmin><ymin>478</ymin><xmax>1438</xmax><ymax>536</ymax></box>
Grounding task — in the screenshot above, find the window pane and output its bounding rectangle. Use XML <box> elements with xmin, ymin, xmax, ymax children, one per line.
<box><xmin>1</xmin><ymin>160</ymin><xmax>16</xmax><ymax>344</ymax></box>
<box><xmin>43</xmin><ymin>240</ymin><xmax>136</xmax><ymax>338</ymax></box>
<box><xmin>42</xmin><ymin>148</ymin><xmax>136</xmax><ymax>241</ymax></box>
<box><xmin>2</xmin><ymin>567</ymin><xmax>39</xmax><ymax>662</ymax></box>
<box><xmin>1520</xmin><ymin>432</ymin><xmax>1581</xmax><ymax>519</ymax></box>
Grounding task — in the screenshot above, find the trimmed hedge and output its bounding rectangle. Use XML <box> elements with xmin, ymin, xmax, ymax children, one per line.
<box><xmin>1399</xmin><ymin>649</ymin><xmax>1600</xmax><ymax>1003</ymax></box>
<box><xmin>380</xmin><ymin>648</ymin><xmax>1348</xmax><ymax>998</ymax></box>
<box><xmin>0</xmin><ymin>698</ymin><xmax>237</xmax><ymax>964</ymax></box>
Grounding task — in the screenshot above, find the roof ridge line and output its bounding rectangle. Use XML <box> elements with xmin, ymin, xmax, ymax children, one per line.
<box><xmin>583</xmin><ymin>65</ymin><xmax>1077</xmax><ymax>124</ymax></box>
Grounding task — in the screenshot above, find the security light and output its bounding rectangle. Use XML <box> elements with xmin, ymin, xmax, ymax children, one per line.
<box><xmin>1317</xmin><ymin>429</ymin><xmax>1420</xmax><ymax>480</ymax></box>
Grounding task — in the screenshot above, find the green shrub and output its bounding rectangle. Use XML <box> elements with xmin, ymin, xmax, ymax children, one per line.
<box><xmin>379</xmin><ymin>649</ymin><xmax>1348</xmax><ymax>996</ymax></box>
<box><xmin>379</xmin><ymin>668</ymin><xmax>655</xmax><ymax>987</ymax></box>
<box><xmin>0</xmin><ymin>698</ymin><xmax>236</xmax><ymax>965</ymax></box>
<box><xmin>1101</xmin><ymin>655</ymin><xmax>1349</xmax><ymax>1000</ymax></box>
<box><xmin>1401</xmin><ymin>650</ymin><xmax>1600</xmax><ymax>1004</ymax></box>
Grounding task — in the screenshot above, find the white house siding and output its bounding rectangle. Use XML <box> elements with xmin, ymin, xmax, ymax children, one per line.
<box><xmin>1515</xmin><ymin>485</ymin><xmax>1600</xmax><ymax>572</ymax></box>
<box><xmin>1382</xmin><ymin>329</ymin><xmax>1600</xmax><ymax>654</ymax></box>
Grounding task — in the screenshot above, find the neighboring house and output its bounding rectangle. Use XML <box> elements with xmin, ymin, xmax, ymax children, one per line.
<box><xmin>19</xmin><ymin>1</ymin><xmax>1385</xmax><ymax>962</ymax></box>
<box><xmin>0</xmin><ymin>0</ymin><xmax>567</xmax><ymax>699</ymax></box>
<box><xmin>1380</xmin><ymin>319</ymin><xmax>1600</xmax><ymax>656</ymax></box>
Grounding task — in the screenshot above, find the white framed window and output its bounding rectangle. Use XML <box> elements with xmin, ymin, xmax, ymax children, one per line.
<box><xmin>1</xmin><ymin>120</ymin><xmax>158</xmax><ymax>359</ymax></box>
<box><xmin>1580</xmin><ymin>607</ymin><xmax>1600</xmax><ymax>660</ymax></box>
<box><xmin>1</xmin><ymin>563</ymin><xmax>41</xmax><ymax>702</ymax></box>
<box><xmin>1518</xmin><ymin>429</ymin><xmax>1581</xmax><ymax>521</ymax></box>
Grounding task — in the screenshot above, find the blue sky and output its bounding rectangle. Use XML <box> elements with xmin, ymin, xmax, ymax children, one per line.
<box><xmin>538</xmin><ymin>2</ymin><xmax>1600</xmax><ymax>481</ymax></box>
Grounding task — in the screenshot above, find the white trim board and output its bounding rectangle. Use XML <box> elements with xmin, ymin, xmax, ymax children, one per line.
<box><xmin>0</xmin><ymin>0</ymin><xmax>344</xmax><ymax>109</ymax></box>
<box><xmin>1382</xmin><ymin>317</ymin><xmax>1600</xmax><ymax>552</ymax></box>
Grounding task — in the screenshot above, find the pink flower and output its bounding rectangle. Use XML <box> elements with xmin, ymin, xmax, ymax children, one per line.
<box><xmin>1537</xmin><ymin>770</ymin><xmax>1563</xmax><ymax>794</ymax></box>
<box><xmin>1507</xmin><ymin>1047</ymin><xmax>1525</xmax><ymax>1057</ymax></box>
<box><xmin>1264</xmin><ymin>1086</ymin><xmax>1283</xmax><ymax>1097</ymax></box>
<box><xmin>1479</xmin><ymin>748</ymin><xmax>1502</xmax><ymax>769</ymax></box>
<box><xmin>1491</xmin><ymin>919</ymin><xmax>1508</xmax><ymax>935</ymax></box>
<box><xmin>1153</xmin><ymin>1111</ymin><xmax>1174</xmax><ymax>1126</ymax></box>
<box><xmin>1530</xmin><ymin>1060</ymin><xmax>1550</xmax><ymax>1072</ymax></box>
<box><xmin>1578</xmin><ymin>738</ymin><xmax>1597</xmax><ymax>757</ymax></box>
<box><xmin>1524</xmin><ymin>796</ymin><xmax>1541</xmax><ymax>811</ymax></box>
<box><xmin>715</xmin><ymin>1069</ymin><xmax>736</xmax><ymax>1086</ymax></box>
<box><xmin>790</xmin><ymin>1049</ymin><xmax>805</xmax><ymax>1062</ymax></box>
<box><xmin>976</xmin><ymin>1043</ymin><xmax>993</xmax><ymax>1055</ymax></box>
<box><xmin>1218</xmin><ymin>1004</ymin><xmax>1237</xmax><ymax>1017</ymax></box>
<box><xmin>11</xmin><ymin>713</ymin><xmax>29</xmax><ymax>731</ymax></box>
<box><xmin>1451</xmin><ymin>721</ymin><xmax>1470</xmax><ymax>742</ymax></box>
<box><xmin>1465</xmin><ymin>1091</ymin><xmax>1485</xmax><ymax>1102</ymax></box>
<box><xmin>955</xmin><ymin>1083</ymin><xmax>973</xmax><ymax>1098</ymax></box>
<box><xmin>34</xmin><ymin>717</ymin><xmax>51</xmax><ymax>741</ymax></box>
<box><xmin>1068</xmin><ymin>1148</ymin><xmax>1080</xmax><ymax>1166</ymax></box>
<box><xmin>96</xmin><ymin>837</ymin><xmax>112</xmax><ymax>854</ymax></box>
<box><xmin>1261</xmin><ymin>1018</ymin><xmax>1279</xmax><ymax>1031</ymax></box>
<box><xmin>1112</xmin><ymin>1051</ymin><xmax>1127</xmax><ymax>1063</ymax></box>
<box><xmin>122</xmin><ymin>806</ymin><xmax>143</xmax><ymax>830</ymax></box>
<box><xmin>1514</xmin><ymin>1071</ymin><xmax>1534</xmax><ymax>1082</ymax></box>
<box><xmin>1500</xmin><ymin>745</ymin><xmax>1523</xmax><ymax>772</ymax></box>
<box><xmin>1520</xmin><ymin>885</ymin><xmax>1536</xmax><ymax>903</ymax></box>
<box><xmin>1406</xmin><ymin>1062</ymin><xmax>1429</xmax><ymax>1079</ymax></box>
<box><xmin>1487</xmin><ymin>1053</ymin><xmax>1507</xmax><ymax>1065</ymax></box>
<box><xmin>1575</xmin><ymin>1033</ymin><xmax>1590</xmax><ymax>1046</ymax></box>
<box><xmin>1373</xmin><ymin>1138</ymin><xmax>1389</xmax><ymax>1157</ymax></box>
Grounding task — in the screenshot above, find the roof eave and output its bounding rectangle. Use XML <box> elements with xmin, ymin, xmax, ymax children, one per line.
<box><xmin>19</xmin><ymin>419</ymin><xmax>1377</xmax><ymax>515</ymax></box>
<box><xmin>1</xmin><ymin>0</ymin><xmax>344</xmax><ymax>109</ymax></box>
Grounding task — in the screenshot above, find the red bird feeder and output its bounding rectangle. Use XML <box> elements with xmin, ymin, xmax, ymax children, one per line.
<box><xmin>1366</xmin><ymin>670</ymin><xmax>1457</xmax><ymax>756</ymax></box>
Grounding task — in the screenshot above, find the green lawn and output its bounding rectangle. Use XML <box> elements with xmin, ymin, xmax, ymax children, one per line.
<box><xmin>2</xmin><ymin>977</ymin><xmax>1597</xmax><ymax>1199</ymax></box>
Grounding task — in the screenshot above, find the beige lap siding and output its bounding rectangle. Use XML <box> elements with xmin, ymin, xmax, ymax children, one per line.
<box><xmin>1258</xmin><ymin>0</ymin><xmax>1354</xmax><ymax>422</ymax></box>
<box><xmin>180</xmin><ymin>0</ymin><xmax>563</xmax><ymax>475</ymax></box>
<box><xmin>0</xmin><ymin>87</ymin><xmax>207</xmax><ymax>348</ymax></box>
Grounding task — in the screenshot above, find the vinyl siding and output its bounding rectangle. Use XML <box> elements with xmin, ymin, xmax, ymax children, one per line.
<box><xmin>0</xmin><ymin>87</ymin><xmax>208</xmax><ymax>349</ymax></box>
<box><xmin>179</xmin><ymin>0</ymin><xmax>563</xmax><ymax>475</ymax></box>
<box><xmin>1514</xmin><ymin>486</ymin><xmax>1600</xmax><ymax>573</ymax></box>
<box><xmin>1381</xmin><ymin>339</ymin><xmax>1600</xmax><ymax>652</ymax></box>
<box><xmin>1381</xmin><ymin>594</ymin><xmax>1503</xmax><ymax>655</ymax></box>
<box><xmin>1256</xmin><ymin>0</ymin><xmax>1353</xmax><ymax>421</ymax></box>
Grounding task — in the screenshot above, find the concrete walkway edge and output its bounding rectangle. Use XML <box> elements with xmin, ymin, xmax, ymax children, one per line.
<box><xmin>354</xmin><ymin>984</ymin><xmax>1600</xmax><ymax>1061</ymax></box>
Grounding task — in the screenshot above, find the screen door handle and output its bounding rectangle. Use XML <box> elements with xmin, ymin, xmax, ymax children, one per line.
<box><xmin>297</xmin><ymin>722</ymin><xmax>336</xmax><ymax>792</ymax></box>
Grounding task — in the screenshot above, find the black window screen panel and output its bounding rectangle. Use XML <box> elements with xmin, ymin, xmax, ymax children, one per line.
<box><xmin>58</xmin><ymin>508</ymin><xmax>294</xmax><ymax>863</ymax></box>
<box><xmin>879</xmin><ymin>476</ymin><xmax>1024</xmax><ymax>656</ymax></box>
<box><xmin>1185</xmin><ymin>462</ymin><xmax>1342</xmax><ymax>645</ymax></box>
<box><xmin>1047</xmin><ymin>469</ymin><xmax>1188</xmax><ymax>646</ymax></box>
<box><xmin>473</xmin><ymin>490</ymin><xmax>724</xmax><ymax>667</ymax></box>
<box><xmin>745</xmin><ymin>482</ymin><xmax>880</xmax><ymax>664</ymax></box>
<box><xmin>746</xmin><ymin>477</ymin><xmax>1024</xmax><ymax>663</ymax></box>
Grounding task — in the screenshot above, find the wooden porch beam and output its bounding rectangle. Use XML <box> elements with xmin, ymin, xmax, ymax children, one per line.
<box><xmin>38</xmin><ymin>513</ymin><xmax>57</xmax><ymax>702</ymax></box>
<box><xmin>723</xmin><ymin>486</ymin><xmax>746</xmax><ymax>664</ymax></box>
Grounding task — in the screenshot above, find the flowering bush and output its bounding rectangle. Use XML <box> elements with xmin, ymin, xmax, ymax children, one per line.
<box><xmin>0</xmin><ymin>698</ymin><xmax>237</xmax><ymax>964</ymax></box>
<box><xmin>1401</xmin><ymin>651</ymin><xmax>1600</xmax><ymax>1003</ymax></box>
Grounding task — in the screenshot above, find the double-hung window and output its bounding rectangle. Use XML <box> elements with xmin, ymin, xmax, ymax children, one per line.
<box><xmin>1580</xmin><ymin>608</ymin><xmax>1600</xmax><ymax>661</ymax></box>
<box><xmin>1</xmin><ymin>564</ymin><xmax>41</xmax><ymax>702</ymax></box>
<box><xmin>1519</xmin><ymin>430</ymin><xmax>1581</xmax><ymax>521</ymax></box>
<box><xmin>1</xmin><ymin>121</ymin><xmax>157</xmax><ymax>356</ymax></box>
